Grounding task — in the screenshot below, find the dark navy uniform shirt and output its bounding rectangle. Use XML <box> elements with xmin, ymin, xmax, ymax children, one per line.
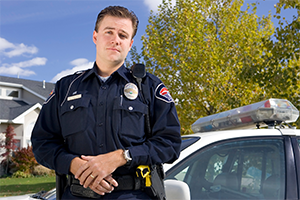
<box><xmin>31</xmin><ymin>63</ymin><xmax>181</xmax><ymax>176</ymax></box>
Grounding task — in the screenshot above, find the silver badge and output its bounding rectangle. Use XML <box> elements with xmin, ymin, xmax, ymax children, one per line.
<box><xmin>124</xmin><ymin>83</ymin><xmax>138</xmax><ymax>100</ymax></box>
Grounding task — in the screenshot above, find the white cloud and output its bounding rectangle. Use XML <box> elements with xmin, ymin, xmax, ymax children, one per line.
<box><xmin>13</xmin><ymin>57</ymin><xmax>47</xmax><ymax>68</ymax></box>
<box><xmin>0</xmin><ymin>38</ymin><xmax>14</xmax><ymax>50</ymax></box>
<box><xmin>143</xmin><ymin>0</ymin><xmax>176</xmax><ymax>12</ymax></box>
<box><xmin>0</xmin><ymin>57</ymin><xmax>47</xmax><ymax>77</ymax></box>
<box><xmin>0</xmin><ymin>37</ymin><xmax>38</xmax><ymax>58</ymax></box>
<box><xmin>51</xmin><ymin>58</ymin><xmax>93</xmax><ymax>83</ymax></box>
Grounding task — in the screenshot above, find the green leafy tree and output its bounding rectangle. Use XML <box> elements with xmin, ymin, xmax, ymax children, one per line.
<box><xmin>243</xmin><ymin>0</ymin><xmax>300</xmax><ymax>127</ymax></box>
<box><xmin>140</xmin><ymin>0</ymin><xmax>274</xmax><ymax>134</ymax></box>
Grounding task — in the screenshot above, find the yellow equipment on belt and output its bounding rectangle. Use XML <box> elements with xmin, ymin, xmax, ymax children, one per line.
<box><xmin>136</xmin><ymin>165</ymin><xmax>151</xmax><ymax>187</ymax></box>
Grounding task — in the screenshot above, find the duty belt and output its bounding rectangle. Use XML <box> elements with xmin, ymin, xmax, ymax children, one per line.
<box><xmin>68</xmin><ymin>174</ymin><xmax>142</xmax><ymax>198</ymax></box>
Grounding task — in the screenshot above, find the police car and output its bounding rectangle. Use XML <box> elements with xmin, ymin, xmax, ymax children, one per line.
<box><xmin>1</xmin><ymin>98</ymin><xmax>300</xmax><ymax>200</ymax></box>
<box><xmin>164</xmin><ymin>98</ymin><xmax>300</xmax><ymax>200</ymax></box>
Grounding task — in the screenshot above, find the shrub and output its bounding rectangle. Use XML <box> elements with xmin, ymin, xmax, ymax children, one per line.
<box><xmin>12</xmin><ymin>170</ymin><xmax>33</xmax><ymax>178</ymax></box>
<box><xmin>33</xmin><ymin>165</ymin><xmax>55</xmax><ymax>176</ymax></box>
<box><xmin>11</xmin><ymin>146</ymin><xmax>38</xmax><ymax>175</ymax></box>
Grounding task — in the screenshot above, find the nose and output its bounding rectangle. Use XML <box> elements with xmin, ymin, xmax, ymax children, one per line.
<box><xmin>111</xmin><ymin>34</ymin><xmax>120</xmax><ymax>45</ymax></box>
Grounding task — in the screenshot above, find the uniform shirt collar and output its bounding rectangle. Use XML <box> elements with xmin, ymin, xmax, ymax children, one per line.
<box><xmin>82</xmin><ymin>62</ymin><xmax>130</xmax><ymax>82</ymax></box>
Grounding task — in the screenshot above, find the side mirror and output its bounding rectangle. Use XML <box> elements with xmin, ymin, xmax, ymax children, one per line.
<box><xmin>164</xmin><ymin>179</ymin><xmax>190</xmax><ymax>200</ymax></box>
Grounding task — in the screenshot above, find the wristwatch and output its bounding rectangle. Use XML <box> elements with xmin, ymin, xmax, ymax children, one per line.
<box><xmin>123</xmin><ymin>149</ymin><xmax>132</xmax><ymax>166</ymax></box>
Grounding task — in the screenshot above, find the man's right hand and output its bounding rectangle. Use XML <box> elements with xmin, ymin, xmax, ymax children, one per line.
<box><xmin>69</xmin><ymin>149</ymin><xmax>126</xmax><ymax>195</ymax></box>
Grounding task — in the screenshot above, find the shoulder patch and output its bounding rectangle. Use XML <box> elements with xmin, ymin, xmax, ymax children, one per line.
<box><xmin>155</xmin><ymin>83</ymin><xmax>174</xmax><ymax>103</ymax></box>
<box><xmin>44</xmin><ymin>89</ymin><xmax>55</xmax><ymax>104</ymax></box>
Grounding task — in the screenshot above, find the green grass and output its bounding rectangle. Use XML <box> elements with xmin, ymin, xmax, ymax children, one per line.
<box><xmin>0</xmin><ymin>176</ymin><xmax>56</xmax><ymax>197</ymax></box>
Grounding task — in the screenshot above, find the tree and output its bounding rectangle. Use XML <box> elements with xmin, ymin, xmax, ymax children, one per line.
<box><xmin>240</xmin><ymin>0</ymin><xmax>300</xmax><ymax>127</ymax></box>
<box><xmin>140</xmin><ymin>0</ymin><xmax>274</xmax><ymax>134</ymax></box>
<box><xmin>0</xmin><ymin>124</ymin><xmax>17</xmax><ymax>174</ymax></box>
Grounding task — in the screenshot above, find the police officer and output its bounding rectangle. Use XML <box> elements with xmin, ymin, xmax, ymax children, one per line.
<box><xmin>31</xmin><ymin>5</ymin><xmax>181</xmax><ymax>199</ymax></box>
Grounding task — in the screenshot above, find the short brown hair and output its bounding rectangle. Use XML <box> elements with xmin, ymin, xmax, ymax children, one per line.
<box><xmin>94</xmin><ymin>6</ymin><xmax>139</xmax><ymax>39</ymax></box>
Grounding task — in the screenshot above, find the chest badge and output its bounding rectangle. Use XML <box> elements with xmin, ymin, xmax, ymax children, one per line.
<box><xmin>124</xmin><ymin>83</ymin><xmax>138</xmax><ymax>100</ymax></box>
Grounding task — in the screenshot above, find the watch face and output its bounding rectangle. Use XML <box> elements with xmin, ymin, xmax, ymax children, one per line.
<box><xmin>125</xmin><ymin>150</ymin><xmax>132</xmax><ymax>160</ymax></box>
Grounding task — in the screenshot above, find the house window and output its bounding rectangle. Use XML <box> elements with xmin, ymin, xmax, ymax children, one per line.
<box><xmin>6</xmin><ymin>89</ymin><xmax>19</xmax><ymax>98</ymax></box>
<box><xmin>0</xmin><ymin>87</ymin><xmax>21</xmax><ymax>99</ymax></box>
<box><xmin>15</xmin><ymin>139</ymin><xmax>21</xmax><ymax>150</ymax></box>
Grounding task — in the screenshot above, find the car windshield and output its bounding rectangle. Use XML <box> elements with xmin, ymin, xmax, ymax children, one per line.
<box><xmin>166</xmin><ymin>137</ymin><xmax>285</xmax><ymax>200</ymax></box>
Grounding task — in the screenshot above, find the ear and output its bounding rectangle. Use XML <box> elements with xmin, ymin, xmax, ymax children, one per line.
<box><xmin>93</xmin><ymin>31</ymin><xmax>98</xmax><ymax>44</ymax></box>
<box><xmin>129</xmin><ymin>39</ymin><xmax>134</xmax><ymax>50</ymax></box>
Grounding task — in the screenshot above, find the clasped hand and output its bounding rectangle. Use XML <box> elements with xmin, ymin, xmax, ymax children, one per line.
<box><xmin>74</xmin><ymin>151</ymin><xmax>122</xmax><ymax>195</ymax></box>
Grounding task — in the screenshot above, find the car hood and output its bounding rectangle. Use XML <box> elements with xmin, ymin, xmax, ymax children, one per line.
<box><xmin>0</xmin><ymin>194</ymin><xmax>34</xmax><ymax>200</ymax></box>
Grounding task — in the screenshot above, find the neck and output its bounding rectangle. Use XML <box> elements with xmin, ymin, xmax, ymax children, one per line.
<box><xmin>95</xmin><ymin>60</ymin><xmax>123</xmax><ymax>77</ymax></box>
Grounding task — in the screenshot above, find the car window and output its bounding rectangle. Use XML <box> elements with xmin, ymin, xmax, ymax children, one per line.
<box><xmin>166</xmin><ymin>138</ymin><xmax>285</xmax><ymax>200</ymax></box>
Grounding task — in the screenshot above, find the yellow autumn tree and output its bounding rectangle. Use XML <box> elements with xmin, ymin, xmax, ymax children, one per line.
<box><xmin>139</xmin><ymin>0</ymin><xmax>274</xmax><ymax>134</ymax></box>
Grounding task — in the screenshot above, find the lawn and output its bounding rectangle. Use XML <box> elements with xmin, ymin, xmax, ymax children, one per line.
<box><xmin>0</xmin><ymin>176</ymin><xmax>56</xmax><ymax>197</ymax></box>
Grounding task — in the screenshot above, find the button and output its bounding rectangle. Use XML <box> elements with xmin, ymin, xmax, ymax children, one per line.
<box><xmin>101</xmin><ymin>86</ymin><xmax>107</xmax><ymax>90</ymax></box>
<box><xmin>98</xmin><ymin>123</ymin><xmax>103</xmax><ymax>126</ymax></box>
<box><xmin>70</xmin><ymin>105</ymin><xmax>74</xmax><ymax>109</ymax></box>
<box><xmin>99</xmin><ymin>144</ymin><xmax>104</xmax><ymax>148</ymax></box>
<box><xmin>128</xmin><ymin>106</ymin><xmax>133</xmax><ymax>111</ymax></box>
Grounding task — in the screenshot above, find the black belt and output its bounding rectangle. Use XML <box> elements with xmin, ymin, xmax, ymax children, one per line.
<box><xmin>68</xmin><ymin>174</ymin><xmax>142</xmax><ymax>198</ymax></box>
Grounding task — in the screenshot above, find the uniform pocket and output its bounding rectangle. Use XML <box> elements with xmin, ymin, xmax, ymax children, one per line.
<box><xmin>60</xmin><ymin>96</ymin><xmax>91</xmax><ymax>138</ymax></box>
<box><xmin>113</xmin><ymin>96</ymin><xmax>148</xmax><ymax>144</ymax></box>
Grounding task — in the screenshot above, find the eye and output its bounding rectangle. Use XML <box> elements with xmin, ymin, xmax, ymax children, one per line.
<box><xmin>119</xmin><ymin>34</ymin><xmax>128</xmax><ymax>39</ymax></box>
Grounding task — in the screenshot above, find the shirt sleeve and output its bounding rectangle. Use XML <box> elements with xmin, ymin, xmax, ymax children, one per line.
<box><xmin>31</xmin><ymin>81</ymin><xmax>77</xmax><ymax>175</ymax></box>
<box><xmin>126</xmin><ymin>79</ymin><xmax>182</xmax><ymax>167</ymax></box>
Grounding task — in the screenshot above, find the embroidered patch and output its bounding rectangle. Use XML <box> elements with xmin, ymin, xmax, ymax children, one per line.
<box><xmin>155</xmin><ymin>83</ymin><xmax>174</xmax><ymax>103</ymax></box>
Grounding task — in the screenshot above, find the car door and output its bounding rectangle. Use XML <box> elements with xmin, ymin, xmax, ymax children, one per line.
<box><xmin>166</xmin><ymin>137</ymin><xmax>287</xmax><ymax>200</ymax></box>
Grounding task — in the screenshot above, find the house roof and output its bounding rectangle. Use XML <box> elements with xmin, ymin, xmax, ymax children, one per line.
<box><xmin>0</xmin><ymin>76</ymin><xmax>55</xmax><ymax>122</ymax></box>
<box><xmin>0</xmin><ymin>75</ymin><xmax>55</xmax><ymax>100</ymax></box>
<box><xmin>0</xmin><ymin>99</ymin><xmax>30</xmax><ymax>120</ymax></box>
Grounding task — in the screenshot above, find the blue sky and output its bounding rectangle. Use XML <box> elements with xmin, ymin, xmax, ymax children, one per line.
<box><xmin>0</xmin><ymin>0</ymin><xmax>297</xmax><ymax>83</ymax></box>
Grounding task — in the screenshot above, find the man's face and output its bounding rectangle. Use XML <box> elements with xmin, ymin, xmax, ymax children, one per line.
<box><xmin>93</xmin><ymin>15</ymin><xmax>134</xmax><ymax>67</ymax></box>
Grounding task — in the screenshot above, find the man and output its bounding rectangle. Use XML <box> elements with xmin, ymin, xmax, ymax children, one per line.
<box><xmin>31</xmin><ymin>6</ymin><xmax>181</xmax><ymax>199</ymax></box>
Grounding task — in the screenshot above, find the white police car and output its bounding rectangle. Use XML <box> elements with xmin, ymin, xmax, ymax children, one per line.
<box><xmin>164</xmin><ymin>98</ymin><xmax>300</xmax><ymax>200</ymax></box>
<box><xmin>1</xmin><ymin>99</ymin><xmax>299</xmax><ymax>200</ymax></box>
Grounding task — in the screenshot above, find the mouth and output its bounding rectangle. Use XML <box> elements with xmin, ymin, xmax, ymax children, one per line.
<box><xmin>107</xmin><ymin>47</ymin><xmax>120</xmax><ymax>52</ymax></box>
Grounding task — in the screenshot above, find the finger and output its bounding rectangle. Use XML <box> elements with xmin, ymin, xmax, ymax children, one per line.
<box><xmin>91</xmin><ymin>186</ymin><xmax>105</xmax><ymax>196</ymax></box>
<box><xmin>104</xmin><ymin>175</ymin><xmax>118</xmax><ymax>187</ymax></box>
<box><xmin>81</xmin><ymin>155</ymin><xmax>92</xmax><ymax>161</ymax></box>
<box><xmin>99</xmin><ymin>179</ymin><xmax>114</xmax><ymax>191</ymax></box>
<box><xmin>90</xmin><ymin>175</ymin><xmax>102</xmax><ymax>190</ymax></box>
<box><xmin>91</xmin><ymin>177</ymin><xmax>112</xmax><ymax>191</ymax></box>
<box><xmin>83</xmin><ymin>173</ymin><xmax>97</xmax><ymax>188</ymax></box>
<box><xmin>74</xmin><ymin>163</ymin><xmax>88</xmax><ymax>179</ymax></box>
<box><xmin>78</xmin><ymin>168</ymin><xmax>91</xmax><ymax>184</ymax></box>
<box><xmin>97</xmin><ymin>183</ymin><xmax>114</xmax><ymax>194</ymax></box>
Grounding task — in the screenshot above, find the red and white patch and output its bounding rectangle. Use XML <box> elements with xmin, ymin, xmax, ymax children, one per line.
<box><xmin>155</xmin><ymin>83</ymin><xmax>174</xmax><ymax>103</ymax></box>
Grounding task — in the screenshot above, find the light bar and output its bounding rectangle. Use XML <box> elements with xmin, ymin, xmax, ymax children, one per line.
<box><xmin>191</xmin><ymin>99</ymin><xmax>299</xmax><ymax>133</ymax></box>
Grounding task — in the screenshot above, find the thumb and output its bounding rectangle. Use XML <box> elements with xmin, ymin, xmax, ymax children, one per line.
<box><xmin>81</xmin><ymin>155</ymin><xmax>92</xmax><ymax>161</ymax></box>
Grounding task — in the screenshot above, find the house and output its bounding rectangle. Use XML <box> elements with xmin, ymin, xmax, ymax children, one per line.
<box><xmin>0</xmin><ymin>75</ymin><xmax>55</xmax><ymax>151</ymax></box>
